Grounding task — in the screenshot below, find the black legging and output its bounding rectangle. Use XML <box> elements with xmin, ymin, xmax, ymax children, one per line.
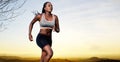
<box><xmin>36</xmin><ymin>33</ymin><xmax>52</xmax><ymax>49</ymax></box>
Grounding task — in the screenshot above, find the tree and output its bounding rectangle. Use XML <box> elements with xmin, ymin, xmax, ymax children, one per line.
<box><xmin>0</xmin><ymin>0</ymin><xmax>26</xmax><ymax>31</ymax></box>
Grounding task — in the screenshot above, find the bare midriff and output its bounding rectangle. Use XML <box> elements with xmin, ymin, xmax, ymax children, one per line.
<box><xmin>39</xmin><ymin>28</ymin><xmax>52</xmax><ymax>36</ymax></box>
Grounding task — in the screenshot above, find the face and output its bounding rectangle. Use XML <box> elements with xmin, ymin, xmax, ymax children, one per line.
<box><xmin>44</xmin><ymin>2</ymin><xmax>53</xmax><ymax>12</ymax></box>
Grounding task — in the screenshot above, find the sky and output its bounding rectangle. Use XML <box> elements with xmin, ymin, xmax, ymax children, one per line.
<box><xmin>0</xmin><ymin>0</ymin><xmax>120</xmax><ymax>59</ymax></box>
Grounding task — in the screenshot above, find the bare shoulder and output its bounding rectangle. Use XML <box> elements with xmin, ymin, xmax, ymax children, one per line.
<box><xmin>34</xmin><ymin>13</ymin><xmax>42</xmax><ymax>21</ymax></box>
<box><xmin>53</xmin><ymin>14</ymin><xmax>59</xmax><ymax>20</ymax></box>
<box><xmin>36</xmin><ymin>13</ymin><xmax>42</xmax><ymax>19</ymax></box>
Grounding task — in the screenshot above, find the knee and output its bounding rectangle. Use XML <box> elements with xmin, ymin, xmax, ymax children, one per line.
<box><xmin>48</xmin><ymin>51</ymin><xmax>53</xmax><ymax>57</ymax></box>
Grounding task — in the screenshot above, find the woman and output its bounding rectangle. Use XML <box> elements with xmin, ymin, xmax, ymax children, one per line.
<box><xmin>28</xmin><ymin>2</ymin><xmax>60</xmax><ymax>62</ymax></box>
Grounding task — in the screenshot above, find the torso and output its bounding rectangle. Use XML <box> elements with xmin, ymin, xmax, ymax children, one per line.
<box><xmin>39</xmin><ymin>29</ymin><xmax>52</xmax><ymax>36</ymax></box>
<box><xmin>38</xmin><ymin>13</ymin><xmax>55</xmax><ymax>36</ymax></box>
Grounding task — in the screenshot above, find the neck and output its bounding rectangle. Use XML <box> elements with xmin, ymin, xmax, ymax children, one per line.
<box><xmin>44</xmin><ymin>12</ymin><xmax>52</xmax><ymax>16</ymax></box>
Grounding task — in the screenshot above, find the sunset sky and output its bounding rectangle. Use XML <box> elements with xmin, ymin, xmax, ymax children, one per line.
<box><xmin>0</xmin><ymin>0</ymin><xmax>120</xmax><ymax>59</ymax></box>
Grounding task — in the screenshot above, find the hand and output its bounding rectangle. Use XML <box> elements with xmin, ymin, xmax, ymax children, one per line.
<box><xmin>29</xmin><ymin>34</ymin><xmax>33</xmax><ymax>41</ymax></box>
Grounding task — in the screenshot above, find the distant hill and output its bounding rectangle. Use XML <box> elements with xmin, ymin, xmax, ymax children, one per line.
<box><xmin>84</xmin><ymin>57</ymin><xmax>120</xmax><ymax>62</ymax></box>
<box><xmin>0</xmin><ymin>56</ymin><xmax>120</xmax><ymax>62</ymax></box>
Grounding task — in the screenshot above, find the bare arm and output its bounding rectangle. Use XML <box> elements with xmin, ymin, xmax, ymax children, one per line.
<box><xmin>28</xmin><ymin>14</ymin><xmax>41</xmax><ymax>41</ymax></box>
<box><xmin>54</xmin><ymin>15</ymin><xmax>60</xmax><ymax>33</ymax></box>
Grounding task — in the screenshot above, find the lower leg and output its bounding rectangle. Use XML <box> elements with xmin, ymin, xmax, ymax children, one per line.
<box><xmin>40</xmin><ymin>50</ymin><xmax>47</xmax><ymax>62</ymax></box>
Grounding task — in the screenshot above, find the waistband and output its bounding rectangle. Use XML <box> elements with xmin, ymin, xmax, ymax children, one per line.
<box><xmin>40</xmin><ymin>27</ymin><xmax>53</xmax><ymax>29</ymax></box>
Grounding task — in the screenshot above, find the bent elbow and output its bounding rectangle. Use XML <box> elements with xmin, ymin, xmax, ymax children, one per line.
<box><xmin>56</xmin><ymin>29</ymin><xmax>60</xmax><ymax>33</ymax></box>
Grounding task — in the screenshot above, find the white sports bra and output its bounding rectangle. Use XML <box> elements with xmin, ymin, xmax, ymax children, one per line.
<box><xmin>39</xmin><ymin>13</ymin><xmax>55</xmax><ymax>29</ymax></box>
